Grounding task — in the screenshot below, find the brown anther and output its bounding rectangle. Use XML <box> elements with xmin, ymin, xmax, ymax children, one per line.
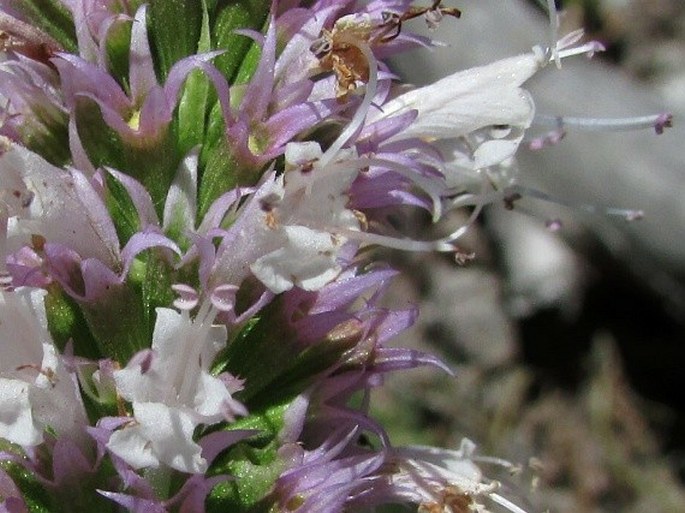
<box><xmin>312</xmin><ymin>15</ymin><xmax>378</xmax><ymax>99</ymax></box>
<box><xmin>265</xmin><ymin>211</ymin><xmax>278</xmax><ymax>230</ymax></box>
<box><xmin>259</xmin><ymin>193</ymin><xmax>281</xmax><ymax>212</ymax></box>
<box><xmin>503</xmin><ymin>192</ymin><xmax>522</xmax><ymax>210</ymax></box>
<box><xmin>379</xmin><ymin>0</ymin><xmax>461</xmax><ymax>42</ymax></box>
<box><xmin>418</xmin><ymin>501</ymin><xmax>442</xmax><ymax>513</ymax></box>
<box><xmin>0</xmin><ymin>24</ymin><xmax>58</xmax><ymax>64</ymax></box>
<box><xmin>313</xmin><ymin>2</ymin><xmax>460</xmax><ymax>98</ymax></box>
<box><xmin>454</xmin><ymin>248</ymin><xmax>475</xmax><ymax>266</ymax></box>
<box><xmin>16</xmin><ymin>364</ymin><xmax>57</xmax><ymax>386</ymax></box>
<box><xmin>116</xmin><ymin>392</ymin><xmax>129</xmax><ymax>417</ymax></box>
<box><xmin>258</xmin><ymin>194</ymin><xmax>281</xmax><ymax>229</ymax></box>
<box><xmin>443</xmin><ymin>488</ymin><xmax>473</xmax><ymax>513</ymax></box>
<box><xmin>284</xmin><ymin>495</ymin><xmax>305</xmax><ymax>511</ymax></box>
<box><xmin>31</xmin><ymin>234</ymin><xmax>46</xmax><ymax>252</ymax></box>
<box><xmin>325</xmin><ymin>319</ymin><xmax>364</xmax><ymax>347</ymax></box>
<box><xmin>300</xmin><ymin>160</ymin><xmax>316</xmax><ymax>174</ymax></box>
<box><xmin>0</xmin><ymin>135</ymin><xmax>11</xmax><ymax>155</ymax></box>
<box><xmin>419</xmin><ymin>486</ymin><xmax>473</xmax><ymax>513</ymax></box>
<box><xmin>353</xmin><ymin>210</ymin><xmax>369</xmax><ymax>231</ymax></box>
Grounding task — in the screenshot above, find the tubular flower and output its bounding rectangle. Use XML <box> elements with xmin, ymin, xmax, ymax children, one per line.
<box><xmin>0</xmin><ymin>1</ymin><xmax>669</xmax><ymax>512</ymax></box>
<box><xmin>105</xmin><ymin>303</ymin><xmax>246</xmax><ymax>473</ymax></box>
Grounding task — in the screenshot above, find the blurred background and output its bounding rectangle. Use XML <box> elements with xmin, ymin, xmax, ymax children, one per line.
<box><xmin>376</xmin><ymin>1</ymin><xmax>685</xmax><ymax>511</ymax></box>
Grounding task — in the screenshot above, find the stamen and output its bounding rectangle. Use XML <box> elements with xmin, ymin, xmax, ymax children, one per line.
<box><xmin>174</xmin><ymin>299</ymin><xmax>220</xmax><ymax>404</ymax></box>
<box><xmin>654</xmin><ymin>112</ymin><xmax>674</xmax><ymax>134</ymax></box>
<box><xmin>509</xmin><ymin>184</ymin><xmax>645</xmax><ymax>222</ymax></box>
<box><xmin>338</xmin><ymin>228</ymin><xmax>456</xmax><ymax>252</ymax></box>
<box><xmin>210</xmin><ymin>284</ymin><xmax>239</xmax><ymax>312</ymax></box>
<box><xmin>545</xmin><ymin>218</ymin><xmax>563</xmax><ymax>231</ymax></box>
<box><xmin>471</xmin><ymin>454</ymin><xmax>521</xmax><ymax>469</ymax></box>
<box><xmin>336</xmin><ymin>171</ymin><xmax>491</xmax><ymax>253</ymax></box>
<box><xmin>546</xmin><ymin>0</ymin><xmax>561</xmax><ymax>68</ymax></box>
<box><xmin>319</xmin><ymin>39</ymin><xmax>378</xmax><ymax>168</ymax></box>
<box><xmin>606</xmin><ymin>208</ymin><xmax>644</xmax><ymax>221</ymax></box>
<box><xmin>489</xmin><ymin>492</ymin><xmax>531</xmax><ymax>513</ymax></box>
<box><xmin>534</xmin><ymin>113</ymin><xmax>673</xmax><ymax>134</ymax></box>
<box><xmin>556</xmin><ymin>29</ymin><xmax>585</xmax><ymax>52</ymax></box>
<box><xmin>526</xmin><ymin>127</ymin><xmax>566</xmax><ymax>150</ymax></box>
<box><xmin>0</xmin><ymin>97</ymin><xmax>12</xmax><ymax>131</ymax></box>
<box><xmin>556</xmin><ymin>40</ymin><xmax>605</xmax><ymax>60</ymax></box>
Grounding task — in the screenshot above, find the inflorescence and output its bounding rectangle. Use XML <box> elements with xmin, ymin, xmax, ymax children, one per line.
<box><xmin>0</xmin><ymin>1</ymin><xmax>670</xmax><ymax>512</ymax></box>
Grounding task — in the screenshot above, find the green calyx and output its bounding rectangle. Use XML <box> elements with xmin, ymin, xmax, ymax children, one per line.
<box><xmin>206</xmin><ymin>401</ymin><xmax>291</xmax><ymax>513</ymax></box>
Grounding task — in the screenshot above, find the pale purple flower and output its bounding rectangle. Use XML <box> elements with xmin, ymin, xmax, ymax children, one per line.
<box><xmin>54</xmin><ymin>6</ymin><xmax>232</xmax><ymax>149</ymax></box>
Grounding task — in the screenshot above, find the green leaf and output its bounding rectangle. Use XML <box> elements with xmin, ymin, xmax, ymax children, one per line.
<box><xmin>177</xmin><ymin>69</ymin><xmax>212</xmax><ymax>156</ymax></box>
<box><xmin>0</xmin><ymin>459</ymin><xmax>61</xmax><ymax>513</ymax></box>
<box><xmin>176</xmin><ymin>0</ymin><xmax>214</xmax><ymax>155</ymax></box>
<box><xmin>74</xmin><ymin>97</ymin><xmax>182</xmax><ymax>215</ymax></box>
<box><xmin>222</xmin><ymin>301</ymin><xmax>359</xmax><ymax>410</ymax></box>
<box><xmin>20</xmin><ymin>105</ymin><xmax>70</xmax><ymax>167</ymax></box>
<box><xmin>195</xmin><ymin>0</ymin><xmax>273</xmax><ymax>219</ymax></box>
<box><xmin>198</xmin><ymin>133</ymin><xmax>243</xmax><ymax>219</ymax></box>
<box><xmin>79</xmin><ymin>281</ymin><xmax>149</xmax><ymax>363</ymax></box>
<box><xmin>232</xmin><ymin>38</ymin><xmax>263</xmax><ymax>86</ymax></box>
<box><xmin>1</xmin><ymin>453</ymin><xmax>119</xmax><ymax>513</ymax></box>
<box><xmin>140</xmin><ymin>252</ymin><xmax>177</xmax><ymax>343</ymax></box>
<box><xmin>44</xmin><ymin>285</ymin><xmax>100</xmax><ymax>359</ymax></box>
<box><xmin>211</xmin><ymin>0</ymin><xmax>271</xmax><ymax>83</ymax></box>
<box><xmin>74</xmin><ymin>97</ymin><xmax>128</xmax><ymax>170</ymax></box>
<box><xmin>103</xmin><ymin>172</ymin><xmax>141</xmax><ymax>246</ymax></box>
<box><xmin>148</xmin><ymin>0</ymin><xmax>204</xmax><ymax>79</ymax></box>
<box><xmin>11</xmin><ymin>0</ymin><xmax>77</xmax><ymax>52</ymax></box>
<box><xmin>104</xmin><ymin>20</ymin><xmax>133</xmax><ymax>88</ymax></box>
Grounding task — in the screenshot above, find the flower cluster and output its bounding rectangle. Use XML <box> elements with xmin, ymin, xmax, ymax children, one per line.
<box><xmin>0</xmin><ymin>1</ymin><xmax>669</xmax><ymax>512</ymax></box>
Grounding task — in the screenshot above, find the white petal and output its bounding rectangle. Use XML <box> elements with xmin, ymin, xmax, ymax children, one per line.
<box><xmin>0</xmin><ymin>288</ymin><xmax>87</xmax><ymax>446</ymax></box>
<box><xmin>377</xmin><ymin>53</ymin><xmax>539</xmax><ymax>141</ymax></box>
<box><xmin>473</xmin><ymin>138</ymin><xmax>523</xmax><ymax>168</ymax></box>
<box><xmin>193</xmin><ymin>371</ymin><xmax>238</xmax><ymax>421</ymax></box>
<box><xmin>2</xmin><ymin>145</ymin><xmax>120</xmax><ymax>266</ymax></box>
<box><xmin>0</xmin><ymin>379</ymin><xmax>42</xmax><ymax>446</ymax></box>
<box><xmin>284</xmin><ymin>141</ymin><xmax>322</xmax><ymax>170</ymax></box>
<box><xmin>115</xmin><ymin>307</ymin><xmax>232</xmax><ymax>423</ymax></box>
<box><xmin>106</xmin><ymin>421</ymin><xmax>160</xmax><ymax>469</ymax></box>
<box><xmin>138</xmin><ymin>402</ymin><xmax>205</xmax><ymax>473</ymax></box>
<box><xmin>107</xmin><ymin>403</ymin><xmax>206</xmax><ymax>473</ymax></box>
<box><xmin>250</xmin><ymin>225</ymin><xmax>342</xmax><ymax>293</ymax></box>
<box><xmin>0</xmin><ymin>288</ymin><xmax>49</xmax><ymax>370</ymax></box>
<box><xmin>112</xmin><ymin>358</ymin><xmax>162</xmax><ymax>404</ymax></box>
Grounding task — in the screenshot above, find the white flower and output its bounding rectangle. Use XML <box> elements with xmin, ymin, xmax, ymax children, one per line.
<box><xmin>372</xmin><ymin>53</ymin><xmax>541</xmax><ymax>177</ymax></box>
<box><xmin>0</xmin><ymin>287</ymin><xmax>87</xmax><ymax>446</ymax></box>
<box><xmin>384</xmin><ymin>440</ymin><xmax>530</xmax><ymax>513</ymax></box>
<box><xmin>0</xmin><ymin>139</ymin><xmax>120</xmax><ymax>268</ymax></box>
<box><xmin>249</xmin><ymin>144</ymin><xmax>361</xmax><ymax>293</ymax></box>
<box><xmin>210</xmin><ymin>143</ymin><xmax>360</xmax><ymax>295</ymax></box>
<box><xmin>106</xmin><ymin>305</ymin><xmax>245</xmax><ymax>473</ymax></box>
<box><xmin>380</xmin><ymin>53</ymin><xmax>539</xmax><ymax>141</ymax></box>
